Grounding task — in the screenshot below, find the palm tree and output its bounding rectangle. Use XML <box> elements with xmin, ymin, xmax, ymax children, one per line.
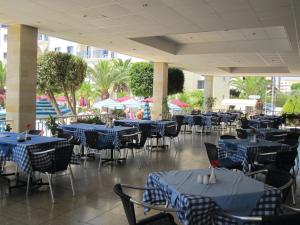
<box><xmin>88</xmin><ymin>60</ymin><xmax>130</xmax><ymax>100</ymax></box>
<box><xmin>112</xmin><ymin>59</ymin><xmax>131</xmax><ymax>94</ymax></box>
<box><xmin>0</xmin><ymin>60</ymin><xmax>6</xmax><ymax>91</ymax></box>
<box><xmin>230</xmin><ymin>77</ymin><xmax>270</xmax><ymax>99</ymax></box>
<box><xmin>76</xmin><ymin>81</ymin><xmax>97</xmax><ymax>108</ymax></box>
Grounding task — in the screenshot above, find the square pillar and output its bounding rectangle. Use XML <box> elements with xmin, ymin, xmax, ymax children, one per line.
<box><xmin>204</xmin><ymin>76</ymin><xmax>230</xmax><ymax>111</ymax></box>
<box><xmin>152</xmin><ymin>62</ymin><xmax>168</xmax><ymax>120</ymax></box>
<box><xmin>6</xmin><ymin>24</ymin><xmax>37</xmax><ymax>132</ymax></box>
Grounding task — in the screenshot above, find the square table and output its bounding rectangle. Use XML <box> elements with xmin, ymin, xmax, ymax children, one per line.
<box><xmin>143</xmin><ymin>168</ymin><xmax>281</xmax><ymax>225</ymax></box>
<box><xmin>113</xmin><ymin>119</ymin><xmax>176</xmax><ymax>137</ymax></box>
<box><xmin>0</xmin><ymin>132</ymin><xmax>75</xmax><ymax>174</ymax></box>
<box><xmin>218</xmin><ymin>139</ymin><xmax>290</xmax><ymax>172</ymax></box>
<box><xmin>59</xmin><ymin>123</ymin><xmax>138</xmax><ymax>162</ymax></box>
<box><xmin>245</xmin><ymin>128</ymin><xmax>288</xmax><ymax>140</ymax></box>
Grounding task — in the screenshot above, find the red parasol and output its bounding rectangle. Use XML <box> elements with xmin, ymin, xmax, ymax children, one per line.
<box><xmin>115</xmin><ymin>96</ymin><xmax>131</xmax><ymax>102</ymax></box>
<box><xmin>142</xmin><ymin>97</ymin><xmax>154</xmax><ymax>103</ymax></box>
<box><xmin>171</xmin><ymin>99</ymin><xmax>189</xmax><ymax>108</ymax></box>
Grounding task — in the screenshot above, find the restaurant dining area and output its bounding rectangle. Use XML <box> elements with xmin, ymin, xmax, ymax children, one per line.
<box><xmin>0</xmin><ymin>112</ymin><xmax>300</xmax><ymax>225</ymax></box>
<box><xmin>1</xmin><ymin>0</ymin><xmax>300</xmax><ymax>225</ymax></box>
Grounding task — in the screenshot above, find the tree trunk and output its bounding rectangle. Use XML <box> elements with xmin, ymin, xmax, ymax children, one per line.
<box><xmin>71</xmin><ymin>86</ymin><xmax>77</xmax><ymax>114</ymax></box>
<box><xmin>62</xmin><ymin>85</ymin><xmax>76</xmax><ymax>115</ymax></box>
<box><xmin>47</xmin><ymin>90</ymin><xmax>62</xmax><ymax>117</ymax></box>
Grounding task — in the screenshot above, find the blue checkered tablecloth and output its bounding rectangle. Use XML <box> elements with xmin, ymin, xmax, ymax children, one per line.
<box><xmin>143</xmin><ymin>170</ymin><xmax>281</xmax><ymax>225</ymax></box>
<box><xmin>218</xmin><ymin>139</ymin><xmax>290</xmax><ymax>172</ymax></box>
<box><xmin>59</xmin><ymin>123</ymin><xmax>138</xmax><ymax>149</ymax></box>
<box><xmin>114</xmin><ymin>120</ymin><xmax>176</xmax><ymax>137</ymax></box>
<box><xmin>183</xmin><ymin>115</ymin><xmax>211</xmax><ymax>128</ymax></box>
<box><xmin>245</xmin><ymin>128</ymin><xmax>288</xmax><ymax>140</ymax></box>
<box><xmin>0</xmin><ymin>132</ymin><xmax>77</xmax><ymax>174</ymax></box>
<box><xmin>249</xmin><ymin>119</ymin><xmax>273</xmax><ymax>128</ymax></box>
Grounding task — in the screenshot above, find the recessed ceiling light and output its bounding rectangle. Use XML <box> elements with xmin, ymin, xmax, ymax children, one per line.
<box><xmin>109</xmin><ymin>41</ymin><xmax>113</xmax><ymax>44</ymax></box>
<box><xmin>252</xmin><ymin>32</ymin><xmax>256</xmax><ymax>35</ymax></box>
<box><xmin>83</xmin><ymin>15</ymin><xmax>87</xmax><ymax>18</ymax></box>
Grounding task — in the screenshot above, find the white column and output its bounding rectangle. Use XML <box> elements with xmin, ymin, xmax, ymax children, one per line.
<box><xmin>204</xmin><ymin>76</ymin><xmax>230</xmax><ymax>111</ymax></box>
<box><xmin>6</xmin><ymin>24</ymin><xmax>37</xmax><ymax>132</ymax></box>
<box><xmin>152</xmin><ymin>62</ymin><xmax>168</xmax><ymax>120</ymax></box>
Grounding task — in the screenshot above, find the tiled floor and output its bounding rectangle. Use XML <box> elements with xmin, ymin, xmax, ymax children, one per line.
<box><xmin>0</xmin><ymin>128</ymin><xmax>299</xmax><ymax>225</ymax></box>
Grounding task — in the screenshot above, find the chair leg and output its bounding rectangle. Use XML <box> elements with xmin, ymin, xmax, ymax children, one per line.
<box><xmin>46</xmin><ymin>173</ymin><xmax>55</xmax><ymax>203</ymax></box>
<box><xmin>98</xmin><ymin>154</ymin><xmax>102</xmax><ymax>170</ymax></box>
<box><xmin>68</xmin><ymin>165</ymin><xmax>75</xmax><ymax>196</ymax></box>
<box><xmin>84</xmin><ymin>146</ymin><xmax>89</xmax><ymax>168</ymax></box>
<box><xmin>291</xmin><ymin>184</ymin><xmax>296</xmax><ymax>205</ymax></box>
<box><xmin>26</xmin><ymin>174</ymin><xmax>31</xmax><ymax>195</ymax></box>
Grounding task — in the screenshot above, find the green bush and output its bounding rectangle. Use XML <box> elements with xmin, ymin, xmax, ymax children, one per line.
<box><xmin>129</xmin><ymin>62</ymin><xmax>153</xmax><ymax>97</ymax></box>
<box><xmin>282</xmin><ymin>96</ymin><xmax>300</xmax><ymax>113</ymax></box>
<box><xmin>168</xmin><ymin>68</ymin><xmax>184</xmax><ymax>95</ymax></box>
<box><xmin>129</xmin><ymin>62</ymin><xmax>184</xmax><ymax>97</ymax></box>
<box><xmin>169</xmin><ymin>90</ymin><xmax>204</xmax><ymax>109</ymax></box>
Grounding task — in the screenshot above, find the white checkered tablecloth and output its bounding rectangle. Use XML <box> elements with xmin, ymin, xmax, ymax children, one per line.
<box><xmin>59</xmin><ymin>124</ymin><xmax>138</xmax><ymax>149</ymax></box>
<box><xmin>218</xmin><ymin>139</ymin><xmax>290</xmax><ymax>172</ymax></box>
<box><xmin>143</xmin><ymin>172</ymin><xmax>281</xmax><ymax>225</ymax></box>
<box><xmin>0</xmin><ymin>134</ymin><xmax>77</xmax><ymax>174</ymax></box>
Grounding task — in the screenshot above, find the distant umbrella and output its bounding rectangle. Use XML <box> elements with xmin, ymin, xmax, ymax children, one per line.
<box><xmin>93</xmin><ymin>98</ymin><xmax>124</xmax><ymax>109</ymax></box>
<box><xmin>171</xmin><ymin>99</ymin><xmax>189</xmax><ymax>108</ymax></box>
<box><xmin>122</xmin><ymin>99</ymin><xmax>142</xmax><ymax>108</ymax></box>
<box><xmin>142</xmin><ymin>97</ymin><xmax>154</xmax><ymax>103</ymax></box>
<box><xmin>115</xmin><ymin>96</ymin><xmax>131</xmax><ymax>102</ymax></box>
<box><xmin>168</xmin><ymin>103</ymin><xmax>182</xmax><ymax>111</ymax></box>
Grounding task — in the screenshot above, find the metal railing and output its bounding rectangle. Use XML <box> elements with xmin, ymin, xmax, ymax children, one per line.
<box><xmin>36</xmin><ymin>113</ymin><xmax>116</xmax><ymax>136</ymax></box>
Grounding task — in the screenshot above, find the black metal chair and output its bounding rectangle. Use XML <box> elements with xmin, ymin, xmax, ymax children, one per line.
<box><xmin>240</xmin><ymin>117</ymin><xmax>250</xmax><ymax>129</ymax></box>
<box><xmin>27</xmin><ymin>145</ymin><xmax>75</xmax><ymax>203</ymax></box>
<box><xmin>165</xmin><ymin>124</ymin><xmax>180</xmax><ymax>147</ymax></box>
<box><xmin>220</xmin><ymin>135</ymin><xmax>236</xmax><ymax>140</ymax></box>
<box><xmin>286</xmin><ymin>132</ymin><xmax>300</xmax><ymax>142</ymax></box>
<box><xmin>236</xmin><ymin>129</ymin><xmax>248</xmax><ymax>139</ymax></box>
<box><xmin>28</xmin><ymin>129</ymin><xmax>42</xmax><ymax>135</ymax></box>
<box><xmin>216</xmin><ymin>205</ymin><xmax>300</xmax><ymax>225</ymax></box>
<box><xmin>84</xmin><ymin>131</ymin><xmax>112</xmax><ymax>169</ymax></box>
<box><xmin>247</xmin><ymin>169</ymin><xmax>295</xmax><ymax>203</ymax></box>
<box><xmin>204</xmin><ymin>142</ymin><xmax>242</xmax><ymax>170</ymax></box>
<box><xmin>113</xmin><ymin>184</ymin><xmax>180</xmax><ymax>225</ymax></box>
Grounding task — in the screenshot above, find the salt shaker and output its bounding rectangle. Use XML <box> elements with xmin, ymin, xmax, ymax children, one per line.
<box><xmin>203</xmin><ymin>175</ymin><xmax>209</xmax><ymax>184</ymax></box>
<box><xmin>197</xmin><ymin>174</ymin><xmax>203</xmax><ymax>184</ymax></box>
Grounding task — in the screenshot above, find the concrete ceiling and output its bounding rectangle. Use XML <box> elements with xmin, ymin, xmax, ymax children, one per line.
<box><xmin>0</xmin><ymin>0</ymin><xmax>300</xmax><ymax>76</ymax></box>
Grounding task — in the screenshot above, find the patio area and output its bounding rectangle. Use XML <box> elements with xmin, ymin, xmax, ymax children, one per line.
<box><xmin>0</xmin><ymin>126</ymin><xmax>299</xmax><ymax>225</ymax></box>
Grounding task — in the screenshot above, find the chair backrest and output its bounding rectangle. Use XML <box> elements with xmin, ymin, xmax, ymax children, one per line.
<box><xmin>138</xmin><ymin>123</ymin><xmax>151</xmax><ymax>147</ymax></box>
<box><xmin>165</xmin><ymin>124</ymin><xmax>177</xmax><ymax>137</ymax></box>
<box><xmin>275</xmin><ymin>150</ymin><xmax>298</xmax><ymax>172</ymax></box>
<box><xmin>52</xmin><ymin>128</ymin><xmax>64</xmax><ymax>136</ymax></box>
<box><xmin>54</xmin><ymin>145</ymin><xmax>74</xmax><ymax>172</ymax></box>
<box><xmin>240</xmin><ymin>117</ymin><xmax>249</xmax><ymax>129</ymax></box>
<box><xmin>262</xmin><ymin>213</ymin><xmax>300</xmax><ymax>225</ymax></box>
<box><xmin>286</xmin><ymin>132</ymin><xmax>300</xmax><ymax>142</ymax></box>
<box><xmin>30</xmin><ymin>145</ymin><xmax>73</xmax><ymax>173</ymax></box>
<box><xmin>236</xmin><ymin>129</ymin><xmax>248</xmax><ymax>139</ymax></box>
<box><xmin>220</xmin><ymin>135</ymin><xmax>236</xmax><ymax>140</ymax></box>
<box><xmin>28</xmin><ymin>129</ymin><xmax>42</xmax><ymax>135</ymax></box>
<box><xmin>84</xmin><ymin>131</ymin><xmax>99</xmax><ymax>149</ymax></box>
<box><xmin>204</xmin><ymin>142</ymin><xmax>219</xmax><ymax>167</ymax></box>
<box><xmin>193</xmin><ymin>116</ymin><xmax>203</xmax><ymax>126</ymax></box>
<box><xmin>174</xmin><ymin>115</ymin><xmax>184</xmax><ymax>125</ymax></box>
<box><xmin>113</xmin><ymin>184</ymin><xmax>136</xmax><ymax>225</ymax></box>
<box><xmin>266</xmin><ymin>133</ymin><xmax>287</xmax><ymax>142</ymax></box>
<box><xmin>58</xmin><ymin>132</ymin><xmax>74</xmax><ymax>142</ymax></box>
<box><xmin>265</xmin><ymin>169</ymin><xmax>293</xmax><ymax>202</ymax></box>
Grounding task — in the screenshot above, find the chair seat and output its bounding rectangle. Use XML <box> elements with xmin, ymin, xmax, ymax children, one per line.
<box><xmin>219</xmin><ymin>158</ymin><xmax>242</xmax><ymax>170</ymax></box>
<box><xmin>137</xmin><ymin>213</ymin><xmax>177</xmax><ymax>225</ymax></box>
